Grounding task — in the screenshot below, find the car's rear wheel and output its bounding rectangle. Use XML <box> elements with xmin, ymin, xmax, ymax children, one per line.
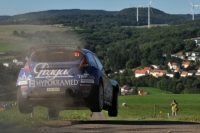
<box><xmin>17</xmin><ymin>87</ymin><xmax>33</xmax><ymax>114</ymax></box>
<box><xmin>89</xmin><ymin>83</ymin><xmax>104</xmax><ymax>112</ymax></box>
<box><xmin>108</xmin><ymin>88</ymin><xmax>118</xmax><ymax>117</ymax></box>
<box><xmin>48</xmin><ymin>108</ymin><xmax>60</xmax><ymax>119</ymax></box>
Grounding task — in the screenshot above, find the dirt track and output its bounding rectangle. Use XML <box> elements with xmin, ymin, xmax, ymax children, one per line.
<box><xmin>35</xmin><ymin>112</ymin><xmax>200</xmax><ymax>133</ymax></box>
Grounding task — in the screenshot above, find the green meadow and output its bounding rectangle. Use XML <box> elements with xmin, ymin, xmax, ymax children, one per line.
<box><xmin>104</xmin><ymin>87</ymin><xmax>200</xmax><ymax>122</ymax></box>
<box><xmin>0</xmin><ymin>25</ymin><xmax>72</xmax><ymax>52</ymax></box>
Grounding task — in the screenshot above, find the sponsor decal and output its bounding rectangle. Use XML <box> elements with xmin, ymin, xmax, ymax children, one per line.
<box><xmin>80</xmin><ymin>79</ymin><xmax>94</xmax><ymax>83</ymax></box>
<box><xmin>34</xmin><ymin>63</ymin><xmax>73</xmax><ymax>80</ymax></box>
<box><xmin>29</xmin><ymin>79</ymin><xmax>79</xmax><ymax>87</ymax></box>
<box><xmin>78</xmin><ymin>71</ymin><xmax>95</xmax><ymax>83</ymax></box>
<box><xmin>18</xmin><ymin>72</ymin><xmax>31</xmax><ymax>85</ymax></box>
<box><xmin>18</xmin><ymin>72</ymin><xmax>31</xmax><ymax>81</ymax></box>
<box><xmin>47</xmin><ymin>88</ymin><xmax>60</xmax><ymax>91</ymax></box>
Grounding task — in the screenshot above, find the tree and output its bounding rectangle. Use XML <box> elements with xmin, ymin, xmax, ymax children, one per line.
<box><xmin>176</xmin><ymin>83</ymin><xmax>184</xmax><ymax>93</ymax></box>
<box><xmin>13</xmin><ymin>30</ymin><xmax>19</xmax><ymax>36</ymax></box>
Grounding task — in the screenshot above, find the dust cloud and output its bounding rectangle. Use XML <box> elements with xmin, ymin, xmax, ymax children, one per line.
<box><xmin>27</xmin><ymin>27</ymin><xmax>85</xmax><ymax>48</ymax></box>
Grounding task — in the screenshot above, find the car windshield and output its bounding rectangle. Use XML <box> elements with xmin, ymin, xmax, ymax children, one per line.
<box><xmin>31</xmin><ymin>50</ymin><xmax>83</xmax><ymax>62</ymax></box>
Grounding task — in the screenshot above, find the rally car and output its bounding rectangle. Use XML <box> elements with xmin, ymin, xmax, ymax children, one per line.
<box><xmin>16</xmin><ymin>44</ymin><xmax>119</xmax><ymax>118</ymax></box>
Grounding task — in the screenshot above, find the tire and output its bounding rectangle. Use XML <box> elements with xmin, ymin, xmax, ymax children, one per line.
<box><xmin>48</xmin><ymin>108</ymin><xmax>59</xmax><ymax>119</ymax></box>
<box><xmin>89</xmin><ymin>83</ymin><xmax>104</xmax><ymax>112</ymax></box>
<box><xmin>17</xmin><ymin>87</ymin><xmax>33</xmax><ymax>114</ymax></box>
<box><xmin>108</xmin><ymin>89</ymin><xmax>118</xmax><ymax>117</ymax></box>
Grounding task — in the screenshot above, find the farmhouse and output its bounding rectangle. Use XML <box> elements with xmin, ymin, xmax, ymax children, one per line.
<box><xmin>135</xmin><ymin>69</ymin><xmax>147</xmax><ymax>77</ymax></box>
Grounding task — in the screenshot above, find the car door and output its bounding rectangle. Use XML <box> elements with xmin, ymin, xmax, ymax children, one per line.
<box><xmin>93</xmin><ymin>55</ymin><xmax>113</xmax><ymax>104</ymax></box>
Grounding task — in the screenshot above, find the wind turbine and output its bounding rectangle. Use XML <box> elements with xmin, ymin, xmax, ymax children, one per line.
<box><xmin>136</xmin><ymin>5</ymin><xmax>142</xmax><ymax>22</ymax></box>
<box><xmin>189</xmin><ymin>0</ymin><xmax>200</xmax><ymax>20</ymax></box>
<box><xmin>148</xmin><ymin>0</ymin><xmax>152</xmax><ymax>28</ymax></box>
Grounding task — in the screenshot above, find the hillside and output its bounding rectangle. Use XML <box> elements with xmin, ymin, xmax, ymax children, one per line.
<box><xmin>0</xmin><ymin>9</ymin><xmax>115</xmax><ymax>21</ymax></box>
<box><xmin>0</xmin><ymin>8</ymin><xmax>199</xmax><ymax>25</ymax></box>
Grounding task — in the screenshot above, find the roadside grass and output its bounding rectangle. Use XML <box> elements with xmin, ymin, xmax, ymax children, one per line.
<box><xmin>0</xmin><ymin>25</ymin><xmax>73</xmax><ymax>52</ymax></box>
<box><xmin>104</xmin><ymin>87</ymin><xmax>200</xmax><ymax>122</ymax></box>
<box><xmin>0</xmin><ymin>106</ymin><xmax>92</xmax><ymax>131</ymax></box>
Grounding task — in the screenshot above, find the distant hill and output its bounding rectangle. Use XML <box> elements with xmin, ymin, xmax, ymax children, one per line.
<box><xmin>0</xmin><ymin>9</ymin><xmax>116</xmax><ymax>21</ymax></box>
<box><xmin>0</xmin><ymin>8</ymin><xmax>199</xmax><ymax>24</ymax></box>
<box><xmin>0</xmin><ymin>15</ymin><xmax>11</xmax><ymax>21</ymax></box>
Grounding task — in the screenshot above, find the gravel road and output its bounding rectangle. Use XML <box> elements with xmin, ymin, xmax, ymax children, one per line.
<box><xmin>1</xmin><ymin>112</ymin><xmax>199</xmax><ymax>133</ymax></box>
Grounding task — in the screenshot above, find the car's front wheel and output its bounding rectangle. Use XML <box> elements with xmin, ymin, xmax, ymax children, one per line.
<box><xmin>17</xmin><ymin>87</ymin><xmax>33</xmax><ymax>114</ymax></box>
<box><xmin>48</xmin><ymin>108</ymin><xmax>60</xmax><ymax>119</ymax></box>
<box><xmin>108</xmin><ymin>88</ymin><xmax>118</xmax><ymax>117</ymax></box>
<box><xmin>89</xmin><ymin>83</ymin><xmax>104</xmax><ymax>112</ymax></box>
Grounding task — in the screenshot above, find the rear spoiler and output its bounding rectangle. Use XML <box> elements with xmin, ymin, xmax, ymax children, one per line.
<box><xmin>30</xmin><ymin>44</ymin><xmax>82</xmax><ymax>52</ymax></box>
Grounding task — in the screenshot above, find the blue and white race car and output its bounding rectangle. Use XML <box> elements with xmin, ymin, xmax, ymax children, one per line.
<box><xmin>16</xmin><ymin>45</ymin><xmax>119</xmax><ymax>118</ymax></box>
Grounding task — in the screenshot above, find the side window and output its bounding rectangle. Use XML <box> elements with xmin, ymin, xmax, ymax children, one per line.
<box><xmin>87</xmin><ymin>53</ymin><xmax>97</xmax><ymax>66</ymax></box>
<box><xmin>93</xmin><ymin>55</ymin><xmax>103</xmax><ymax>70</ymax></box>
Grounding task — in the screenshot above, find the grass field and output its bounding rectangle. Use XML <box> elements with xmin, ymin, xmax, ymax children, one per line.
<box><xmin>0</xmin><ymin>25</ymin><xmax>73</xmax><ymax>52</ymax></box>
<box><xmin>104</xmin><ymin>87</ymin><xmax>200</xmax><ymax>122</ymax></box>
<box><xmin>0</xmin><ymin>87</ymin><xmax>200</xmax><ymax>131</ymax></box>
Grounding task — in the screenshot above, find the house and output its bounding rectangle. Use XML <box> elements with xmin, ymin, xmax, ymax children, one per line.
<box><xmin>187</xmin><ymin>56</ymin><xmax>197</xmax><ymax>61</ymax></box>
<box><xmin>196</xmin><ymin>72</ymin><xmax>200</xmax><ymax>76</ymax></box>
<box><xmin>3</xmin><ymin>62</ymin><xmax>10</xmax><ymax>67</ymax></box>
<box><xmin>150</xmin><ymin>69</ymin><xmax>167</xmax><ymax>78</ymax></box>
<box><xmin>182</xmin><ymin>62</ymin><xmax>191</xmax><ymax>68</ymax></box>
<box><xmin>195</xmin><ymin>39</ymin><xmax>200</xmax><ymax>46</ymax></box>
<box><xmin>168</xmin><ymin>62</ymin><xmax>179</xmax><ymax>70</ymax></box>
<box><xmin>188</xmin><ymin>71</ymin><xmax>195</xmax><ymax>76</ymax></box>
<box><xmin>191</xmin><ymin>52</ymin><xmax>200</xmax><ymax>56</ymax></box>
<box><xmin>177</xmin><ymin>55</ymin><xmax>185</xmax><ymax>60</ymax></box>
<box><xmin>166</xmin><ymin>73</ymin><xmax>174</xmax><ymax>78</ymax></box>
<box><xmin>135</xmin><ymin>69</ymin><xmax>147</xmax><ymax>78</ymax></box>
<box><xmin>185</xmin><ymin>52</ymin><xmax>191</xmax><ymax>56</ymax></box>
<box><xmin>181</xmin><ymin>71</ymin><xmax>188</xmax><ymax>77</ymax></box>
<box><xmin>151</xmin><ymin>65</ymin><xmax>160</xmax><ymax>69</ymax></box>
<box><xmin>197</xmin><ymin>67</ymin><xmax>200</xmax><ymax>72</ymax></box>
<box><xmin>196</xmin><ymin>67</ymin><xmax>200</xmax><ymax>75</ymax></box>
<box><xmin>174</xmin><ymin>67</ymin><xmax>181</xmax><ymax>73</ymax></box>
<box><xmin>143</xmin><ymin>67</ymin><xmax>151</xmax><ymax>74</ymax></box>
<box><xmin>194</xmin><ymin>39</ymin><xmax>200</xmax><ymax>46</ymax></box>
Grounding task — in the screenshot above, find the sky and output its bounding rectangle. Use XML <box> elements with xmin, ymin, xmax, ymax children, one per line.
<box><xmin>0</xmin><ymin>0</ymin><xmax>200</xmax><ymax>16</ymax></box>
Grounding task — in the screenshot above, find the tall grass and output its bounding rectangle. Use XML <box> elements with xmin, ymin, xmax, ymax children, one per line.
<box><xmin>0</xmin><ymin>106</ymin><xmax>92</xmax><ymax>131</ymax></box>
